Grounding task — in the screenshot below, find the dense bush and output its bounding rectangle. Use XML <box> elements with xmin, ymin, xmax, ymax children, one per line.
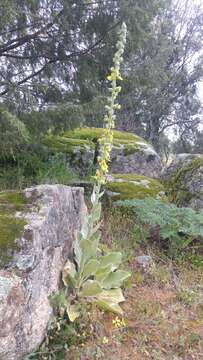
<box><xmin>0</xmin><ymin>103</ymin><xmax>84</xmax><ymax>190</ymax></box>
<box><xmin>0</xmin><ymin>149</ymin><xmax>78</xmax><ymax>190</ymax></box>
<box><xmin>116</xmin><ymin>198</ymin><xmax>203</xmax><ymax>258</ymax></box>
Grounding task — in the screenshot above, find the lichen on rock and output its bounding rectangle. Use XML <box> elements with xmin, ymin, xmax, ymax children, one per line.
<box><xmin>106</xmin><ymin>173</ymin><xmax>166</xmax><ymax>201</ymax></box>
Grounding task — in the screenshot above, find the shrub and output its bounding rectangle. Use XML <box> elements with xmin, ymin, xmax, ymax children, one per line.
<box><xmin>0</xmin><ymin>148</ymin><xmax>78</xmax><ymax>190</ymax></box>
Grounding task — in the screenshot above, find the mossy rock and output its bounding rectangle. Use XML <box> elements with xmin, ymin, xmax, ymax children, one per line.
<box><xmin>43</xmin><ymin>127</ymin><xmax>148</xmax><ymax>154</ymax></box>
<box><xmin>63</xmin><ymin>127</ymin><xmax>151</xmax><ymax>154</ymax></box>
<box><xmin>63</xmin><ymin>127</ymin><xmax>145</xmax><ymax>143</ymax></box>
<box><xmin>0</xmin><ymin>191</ymin><xmax>28</xmax><ymax>267</ymax></box>
<box><xmin>106</xmin><ymin>173</ymin><xmax>166</xmax><ymax>201</ymax></box>
<box><xmin>43</xmin><ymin>127</ymin><xmax>162</xmax><ymax>178</ymax></box>
<box><xmin>63</xmin><ymin>128</ymin><xmax>162</xmax><ymax>178</ymax></box>
<box><xmin>43</xmin><ymin>133</ymin><xmax>96</xmax><ymax>176</ymax></box>
<box><xmin>165</xmin><ymin>154</ymin><xmax>203</xmax><ymax>209</ymax></box>
<box><xmin>43</xmin><ymin>134</ymin><xmax>95</xmax><ymax>154</ymax></box>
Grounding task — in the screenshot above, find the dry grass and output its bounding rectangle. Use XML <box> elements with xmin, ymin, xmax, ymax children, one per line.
<box><xmin>64</xmin><ymin>207</ymin><xmax>203</xmax><ymax>360</ymax></box>
<box><xmin>65</xmin><ymin>265</ymin><xmax>203</xmax><ymax>359</ymax></box>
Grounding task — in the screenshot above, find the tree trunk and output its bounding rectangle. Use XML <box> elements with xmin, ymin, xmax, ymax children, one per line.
<box><xmin>146</xmin><ymin>118</ymin><xmax>160</xmax><ymax>153</ymax></box>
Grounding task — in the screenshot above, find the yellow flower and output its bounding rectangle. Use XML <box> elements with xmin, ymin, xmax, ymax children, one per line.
<box><xmin>112</xmin><ymin>316</ymin><xmax>126</xmax><ymax>329</ymax></box>
<box><xmin>99</xmin><ymin>159</ymin><xmax>108</xmax><ymax>173</ymax></box>
<box><xmin>117</xmin><ymin>74</ymin><xmax>123</xmax><ymax>81</ymax></box>
<box><xmin>107</xmin><ymin>69</ymin><xmax>123</xmax><ymax>82</ymax></box>
<box><xmin>95</xmin><ymin>169</ymin><xmax>102</xmax><ymax>178</ymax></box>
<box><xmin>109</xmin><ymin>133</ymin><xmax>113</xmax><ymax>142</ymax></box>
<box><xmin>95</xmin><ymin>24</ymin><xmax>126</xmax><ymax>186</ymax></box>
<box><xmin>102</xmin><ymin>336</ymin><xmax>109</xmax><ymax>344</ymax></box>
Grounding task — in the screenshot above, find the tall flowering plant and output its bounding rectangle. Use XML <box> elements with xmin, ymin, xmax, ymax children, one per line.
<box><xmin>96</xmin><ymin>22</ymin><xmax>127</xmax><ymax>185</ymax></box>
<box><xmin>60</xmin><ymin>23</ymin><xmax>130</xmax><ymax>322</ymax></box>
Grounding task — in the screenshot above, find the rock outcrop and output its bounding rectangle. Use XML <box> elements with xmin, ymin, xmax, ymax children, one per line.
<box><xmin>163</xmin><ymin>154</ymin><xmax>203</xmax><ymax>209</ymax></box>
<box><xmin>0</xmin><ymin>185</ymin><xmax>86</xmax><ymax>360</ymax></box>
<box><xmin>43</xmin><ymin>127</ymin><xmax>163</xmax><ymax>178</ymax></box>
<box><xmin>105</xmin><ymin>173</ymin><xmax>165</xmax><ymax>201</ymax></box>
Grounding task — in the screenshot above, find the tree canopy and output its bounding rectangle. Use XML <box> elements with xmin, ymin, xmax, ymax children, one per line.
<box><xmin>0</xmin><ymin>0</ymin><xmax>203</xmax><ymax>150</ymax></box>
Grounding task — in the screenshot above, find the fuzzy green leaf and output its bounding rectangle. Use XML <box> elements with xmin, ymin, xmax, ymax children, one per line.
<box><xmin>95</xmin><ymin>264</ymin><xmax>113</xmax><ymax>282</ymax></box>
<box><xmin>82</xmin><ymin>259</ymin><xmax>100</xmax><ymax>279</ymax></box>
<box><xmin>66</xmin><ymin>303</ymin><xmax>80</xmax><ymax>322</ymax></box>
<box><xmin>99</xmin><ymin>252</ymin><xmax>122</xmax><ymax>270</ymax></box>
<box><xmin>91</xmin><ymin>202</ymin><xmax>102</xmax><ymax>223</ymax></box>
<box><xmin>74</xmin><ymin>240</ymin><xmax>82</xmax><ymax>268</ymax></box>
<box><xmin>80</xmin><ymin>239</ymin><xmax>97</xmax><ymax>262</ymax></box>
<box><xmin>94</xmin><ymin>288</ymin><xmax>126</xmax><ymax>314</ymax></box>
<box><xmin>97</xmin><ymin>288</ymin><xmax>125</xmax><ymax>303</ymax></box>
<box><xmin>81</xmin><ymin>218</ymin><xmax>90</xmax><ymax>239</ymax></box>
<box><xmin>102</xmin><ymin>270</ymin><xmax>131</xmax><ymax>289</ymax></box>
<box><xmin>79</xmin><ymin>280</ymin><xmax>103</xmax><ymax>297</ymax></box>
<box><xmin>89</xmin><ymin>230</ymin><xmax>101</xmax><ymax>245</ymax></box>
<box><xmin>95</xmin><ymin>298</ymin><xmax>124</xmax><ymax>315</ymax></box>
<box><xmin>89</xmin><ymin>221</ymin><xmax>102</xmax><ymax>238</ymax></box>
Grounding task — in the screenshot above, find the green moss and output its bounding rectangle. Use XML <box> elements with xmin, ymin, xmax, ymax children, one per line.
<box><xmin>167</xmin><ymin>156</ymin><xmax>203</xmax><ymax>205</ymax></box>
<box><xmin>63</xmin><ymin>127</ymin><xmax>148</xmax><ymax>154</ymax></box>
<box><xmin>0</xmin><ymin>215</ymin><xmax>26</xmax><ymax>266</ymax></box>
<box><xmin>63</xmin><ymin>127</ymin><xmax>144</xmax><ymax>143</ymax></box>
<box><xmin>0</xmin><ymin>190</ymin><xmax>28</xmax><ymax>267</ymax></box>
<box><xmin>112</xmin><ymin>138</ymin><xmax>147</xmax><ymax>155</ymax></box>
<box><xmin>44</xmin><ymin>127</ymin><xmax>149</xmax><ymax>157</ymax></box>
<box><xmin>112</xmin><ymin>174</ymin><xmax>155</xmax><ymax>182</ymax></box>
<box><xmin>43</xmin><ymin>134</ymin><xmax>95</xmax><ymax>154</ymax></box>
<box><xmin>106</xmin><ymin>173</ymin><xmax>165</xmax><ymax>201</ymax></box>
<box><xmin>0</xmin><ymin>191</ymin><xmax>28</xmax><ymax>211</ymax></box>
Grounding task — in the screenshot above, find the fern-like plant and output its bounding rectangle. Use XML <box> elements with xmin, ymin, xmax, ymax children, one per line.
<box><xmin>116</xmin><ymin>198</ymin><xmax>203</xmax><ymax>258</ymax></box>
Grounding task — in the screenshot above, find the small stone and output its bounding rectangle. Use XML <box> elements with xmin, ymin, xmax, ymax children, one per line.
<box><xmin>135</xmin><ymin>255</ymin><xmax>153</xmax><ymax>268</ymax></box>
